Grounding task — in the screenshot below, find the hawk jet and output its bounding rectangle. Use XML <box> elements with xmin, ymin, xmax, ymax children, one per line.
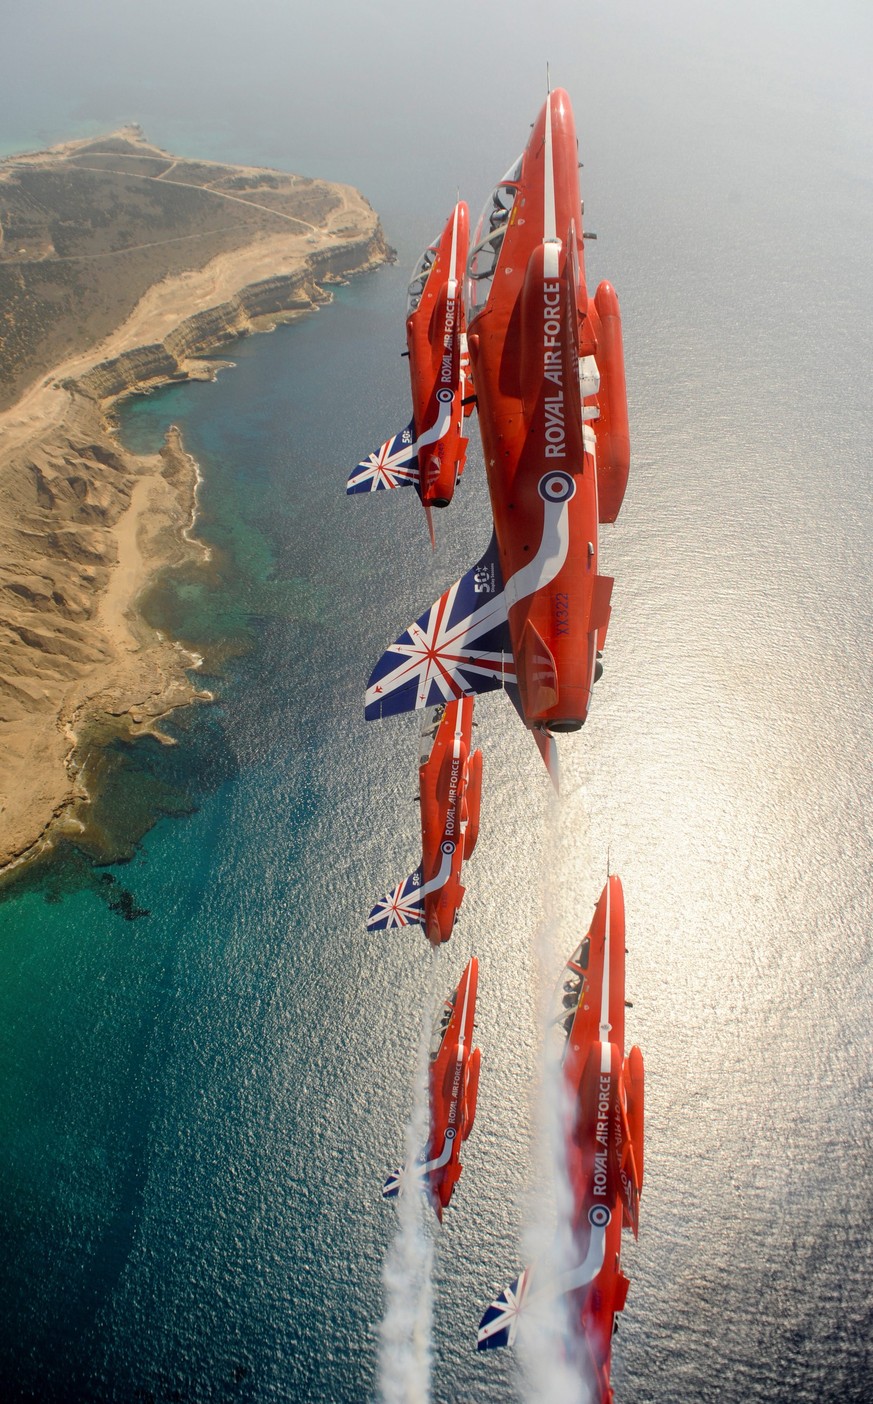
<box><xmin>348</xmin><ymin>201</ymin><xmax>472</xmax><ymax>546</ymax></box>
<box><xmin>365</xmin><ymin>89</ymin><xmax>630</xmax><ymax>781</ymax></box>
<box><xmin>477</xmin><ymin>876</ymin><xmax>644</xmax><ymax>1402</ymax></box>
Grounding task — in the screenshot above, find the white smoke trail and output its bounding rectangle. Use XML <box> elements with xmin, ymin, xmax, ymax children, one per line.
<box><xmin>517</xmin><ymin>791</ymin><xmax>593</xmax><ymax>1404</ymax></box>
<box><xmin>377</xmin><ymin>1007</ymin><xmax>434</xmax><ymax>1404</ymax></box>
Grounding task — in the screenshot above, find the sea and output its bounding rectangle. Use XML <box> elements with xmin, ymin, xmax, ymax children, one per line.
<box><xmin>1</xmin><ymin>3</ymin><xmax>871</xmax><ymax>1400</ymax></box>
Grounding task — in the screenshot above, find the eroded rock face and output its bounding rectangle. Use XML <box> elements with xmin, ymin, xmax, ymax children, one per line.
<box><xmin>0</xmin><ymin>130</ymin><xmax>393</xmax><ymax>872</ymax></box>
<box><xmin>0</xmin><ymin>405</ymin><xmax>195</xmax><ymax>865</ymax></box>
<box><xmin>0</xmin><ymin>127</ymin><xmax>394</xmax><ymax>411</ymax></box>
<box><xmin>74</xmin><ymin>227</ymin><xmax>391</xmax><ymax>399</ymax></box>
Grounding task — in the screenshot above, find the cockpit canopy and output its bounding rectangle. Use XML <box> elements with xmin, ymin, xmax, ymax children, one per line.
<box><xmin>465</xmin><ymin>155</ymin><xmax>522</xmax><ymax>321</ymax></box>
<box><xmin>407</xmin><ymin>238</ymin><xmax>440</xmax><ymax>317</ymax></box>
<box><xmin>430</xmin><ymin>988</ymin><xmax>457</xmax><ymax>1059</ymax></box>
<box><xmin>550</xmin><ymin>936</ymin><xmax>590</xmax><ymax>1051</ymax></box>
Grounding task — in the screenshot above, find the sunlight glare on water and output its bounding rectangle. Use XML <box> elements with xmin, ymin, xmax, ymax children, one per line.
<box><xmin>0</xmin><ymin>3</ymin><xmax>871</xmax><ymax>1399</ymax></box>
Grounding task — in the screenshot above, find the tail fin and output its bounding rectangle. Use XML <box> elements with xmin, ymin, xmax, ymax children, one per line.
<box><xmin>477</xmin><ymin>1269</ymin><xmax>531</xmax><ymax>1350</ymax></box>
<box><xmin>367</xmin><ymin>868</ymin><xmax>425</xmax><ymax>931</ymax></box>
<box><xmin>505</xmin><ymin>680</ymin><xmax>560</xmax><ymax>789</ymax></box>
<box><xmin>365</xmin><ymin>534</ymin><xmax>513</xmax><ymax>719</ymax></box>
<box><xmin>532</xmin><ymin>727</ymin><xmax>560</xmax><ymax>790</ymax></box>
<box><xmin>347</xmin><ymin>420</ymin><xmax>419</xmax><ymax>494</ymax></box>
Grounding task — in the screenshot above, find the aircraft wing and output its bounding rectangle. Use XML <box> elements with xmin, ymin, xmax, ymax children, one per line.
<box><xmin>477</xmin><ymin>1269</ymin><xmax>531</xmax><ymax>1350</ymax></box>
<box><xmin>365</xmin><ymin>534</ymin><xmax>514</xmax><ymax>719</ymax></box>
<box><xmin>367</xmin><ymin>868</ymin><xmax>425</xmax><ymax>930</ymax></box>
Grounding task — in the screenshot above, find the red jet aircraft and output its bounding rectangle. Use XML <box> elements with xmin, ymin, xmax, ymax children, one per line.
<box><xmin>365</xmin><ymin>90</ymin><xmax>630</xmax><ymax>779</ymax></box>
<box><xmin>367</xmin><ymin>697</ymin><xmax>482</xmax><ymax>945</ymax></box>
<box><xmin>383</xmin><ymin>956</ymin><xmax>480</xmax><ymax>1221</ymax></box>
<box><xmin>477</xmin><ymin>876</ymin><xmax>644</xmax><ymax>1402</ymax></box>
<box><xmin>347</xmin><ymin>200</ymin><xmax>472</xmax><ymax>546</ymax></box>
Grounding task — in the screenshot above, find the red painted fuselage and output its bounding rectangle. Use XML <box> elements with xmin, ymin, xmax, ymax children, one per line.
<box><xmin>477</xmin><ymin>876</ymin><xmax>643</xmax><ymax>1393</ymax></box>
<box><xmin>466</xmin><ymin>88</ymin><xmax>630</xmax><ymax>731</ymax></box>
<box><xmin>406</xmin><ymin>201</ymin><xmax>472</xmax><ymax>512</ymax></box>
<box><xmin>425</xmin><ymin>956</ymin><xmax>480</xmax><ymax>1220</ymax></box>
<box><xmin>557</xmin><ymin>876</ymin><xmax>644</xmax><ymax>1399</ymax></box>
<box><xmin>366</xmin><ymin>698</ymin><xmax>482</xmax><ymax>942</ymax></box>
<box><xmin>418</xmin><ymin>697</ymin><xmax>482</xmax><ymax>945</ymax></box>
<box><xmin>382</xmin><ymin>957</ymin><xmax>480</xmax><ymax>1219</ymax></box>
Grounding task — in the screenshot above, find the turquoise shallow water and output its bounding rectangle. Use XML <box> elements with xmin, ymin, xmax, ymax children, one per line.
<box><xmin>1</xmin><ymin>9</ymin><xmax>872</xmax><ymax>1399</ymax></box>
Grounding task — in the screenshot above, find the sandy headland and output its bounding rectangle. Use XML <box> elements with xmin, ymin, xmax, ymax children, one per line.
<box><xmin>0</xmin><ymin>127</ymin><xmax>392</xmax><ymax>874</ymax></box>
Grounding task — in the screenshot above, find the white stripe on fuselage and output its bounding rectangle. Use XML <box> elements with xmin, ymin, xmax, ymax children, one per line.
<box><xmin>414</xmin><ymin>400</ymin><xmax>453</xmax><ymax>455</ymax></box>
<box><xmin>544</xmin><ymin>93</ymin><xmax>557</xmax><ymax>245</ymax></box>
<box><xmin>406</xmin><ymin>843</ymin><xmax>455</xmax><ymax>905</ymax></box>
<box><xmin>504</xmin><ymin>493</ymin><xmax>571</xmax><ymax>612</ymax></box>
<box><xmin>600</xmin><ymin>878</ymin><xmax>612</xmax><ymax>1072</ymax></box>
<box><xmin>485</xmin><ymin>1223</ymin><xmax>607</xmax><ymax>1337</ymax></box>
<box><xmin>425</xmin><ymin>963</ymin><xmax>473</xmax><ymax>1172</ymax></box>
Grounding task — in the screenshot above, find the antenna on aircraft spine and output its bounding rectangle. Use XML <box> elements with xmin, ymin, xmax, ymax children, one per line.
<box><xmin>546</xmin><ymin>62</ymin><xmax>551</xmax><ymax>95</ymax></box>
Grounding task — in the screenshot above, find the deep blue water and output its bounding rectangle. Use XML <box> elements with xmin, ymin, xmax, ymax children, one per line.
<box><xmin>2</xmin><ymin>5</ymin><xmax>872</xmax><ymax>1400</ymax></box>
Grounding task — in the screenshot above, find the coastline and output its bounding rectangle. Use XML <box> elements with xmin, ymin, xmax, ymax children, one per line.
<box><xmin>0</xmin><ymin>142</ymin><xmax>392</xmax><ymax>876</ymax></box>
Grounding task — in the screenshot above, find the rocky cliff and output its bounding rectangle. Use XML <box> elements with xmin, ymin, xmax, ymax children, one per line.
<box><xmin>0</xmin><ymin>130</ymin><xmax>392</xmax><ymax>873</ymax></box>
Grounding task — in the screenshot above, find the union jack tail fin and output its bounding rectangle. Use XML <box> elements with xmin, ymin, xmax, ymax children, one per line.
<box><xmin>365</xmin><ymin>534</ymin><xmax>513</xmax><ymax>720</ymax></box>
<box><xmin>367</xmin><ymin>868</ymin><xmax>424</xmax><ymax>931</ymax></box>
<box><xmin>477</xmin><ymin>1268</ymin><xmax>531</xmax><ymax>1350</ymax></box>
<box><xmin>382</xmin><ymin>1158</ymin><xmax>427</xmax><ymax>1201</ymax></box>
<box><xmin>382</xmin><ymin>1167</ymin><xmax>404</xmax><ymax>1199</ymax></box>
<box><xmin>347</xmin><ymin>420</ymin><xmax>419</xmax><ymax>494</ymax></box>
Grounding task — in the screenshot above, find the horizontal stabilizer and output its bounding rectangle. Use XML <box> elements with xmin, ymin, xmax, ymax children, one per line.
<box><xmin>614</xmin><ymin>1270</ymin><xmax>631</xmax><ymax>1314</ymax></box>
<box><xmin>348</xmin><ymin>421</ymin><xmax>418</xmax><ymax>494</ymax></box>
<box><xmin>366</xmin><ymin>534</ymin><xmax>513</xmax><ymax>719</ymax></box>
<box><xmin>367</xmin><ymin>869</ymin><xmax>424</xmax><ymax>930</ymax></box>
<box><xmin>589</xmin><ymin>574</ymin><xmax>613</xmax><ymax>638</ymax></box>
<box><xmin>477</xmin><ymin>1269</ymin><xmax>530</xmax><ymax>1351</ymax></box>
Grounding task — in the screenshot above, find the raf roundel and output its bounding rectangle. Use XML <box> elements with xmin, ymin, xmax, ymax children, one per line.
<box><xmin>538</xmin><ymin>470</ymin><xmax>576</xmax><ymax>503</ymax></box>
<box><xmin>588</xmin><ymin>1203</ymin><xmax>612</xmax><ymax>1229</ymax></box>
<box><xmin>436</xmin><ymin>387</ymin><xmax>454</xmax><ymax>404</ymax></box>
<box><xmin>441</xmin><ymin>840</ymin><xmax>456</xmax><ymax>855</ymax></box>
